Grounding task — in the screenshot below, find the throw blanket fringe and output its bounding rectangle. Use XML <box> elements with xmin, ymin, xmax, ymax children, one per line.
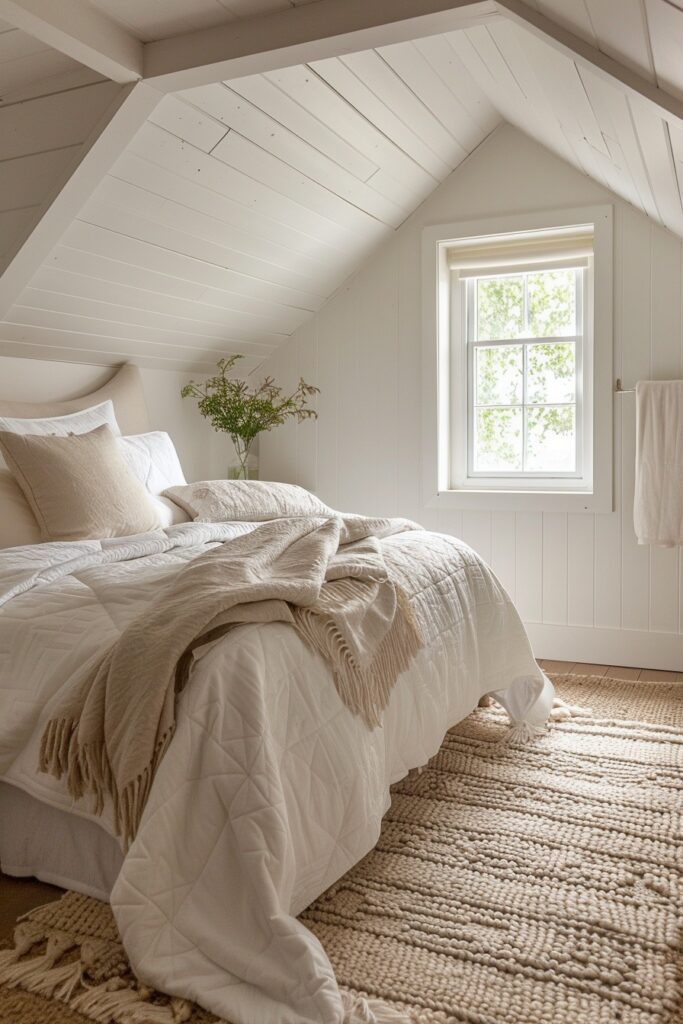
<box><xmin>341</xmin><ymin>991</ymin><xmax>411</xmax><ymax>1023</ymax></box>
<box><xmin>293</xmin><ymin>587</ymin><xmax>423</xmax><ymax>728</ymax></box>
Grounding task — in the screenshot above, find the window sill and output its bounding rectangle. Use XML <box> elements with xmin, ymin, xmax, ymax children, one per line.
<box><xmin>427</xmin><ymin>488</ymin><xmax>611</xmax><ymax>513</ymax></box>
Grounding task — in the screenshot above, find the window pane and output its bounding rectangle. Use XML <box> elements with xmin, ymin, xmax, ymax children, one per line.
<box><xmin>476</xmin><ymin>275</ymin><xmax>524</xmax><ymax>340</ymax></box>
<box><xmin>474</xmin><ymin>408</ymin><xmax>523</xmax><ymax>471</ymax></box>
<box><xmin>526</xmin><ymin>405</ymin><xmax>576</xmax><ymax>471</ymax></box>
<box><xmin>475</xmin><ymin>345</ymin><xmax>523</xmax><ymax>405</ymax></box>
<box><xmin>527</xmin><ymin>342</ymin><xmax>575</xmax><ymax>404</ymax></box>
<box><xmin>527</xmin><ymin>269</ymin><xmax>576</xmax><ymax>337</ymax></box>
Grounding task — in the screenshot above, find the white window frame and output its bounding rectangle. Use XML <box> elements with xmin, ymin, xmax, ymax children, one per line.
<box><xmin>422</xmin><ymin>206</ymin><xmax>613</xmax><ymax>513</ymax></box>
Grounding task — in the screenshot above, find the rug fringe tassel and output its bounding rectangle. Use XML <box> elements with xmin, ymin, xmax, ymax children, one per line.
<box><xmin>341</xmin><ymin>989</ymin><xmax>412</xmax><ymax>1023</ymax></box>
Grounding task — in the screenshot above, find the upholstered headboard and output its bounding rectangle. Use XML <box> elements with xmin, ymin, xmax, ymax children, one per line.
<box><xmin>0</xmin><ymin>363</ymin><xmax>150</xmax><ymax>437</ymax></box>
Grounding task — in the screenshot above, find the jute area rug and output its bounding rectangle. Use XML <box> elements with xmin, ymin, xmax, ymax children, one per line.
<box><xmin>1</xmin><ymin>674</ymin><xmax>681</xmax><ymax>1024</ymax></box>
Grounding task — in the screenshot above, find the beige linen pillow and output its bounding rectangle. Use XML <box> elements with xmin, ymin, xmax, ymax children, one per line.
<box><xmin>164</xmin><ymin>480</ymin><xmax>332</xmax><ymax>522</ymax></box>
<box><xmin>0</xmin><ymin>424</ymin><xmax>162</xmax><ymax>542</ymax></box>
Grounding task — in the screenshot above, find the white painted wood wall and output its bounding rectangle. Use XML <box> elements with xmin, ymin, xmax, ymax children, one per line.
<box><xmin>260</xmin><ymin>125</ymin><xmax>683</xmax><ymax>671</ymax></box>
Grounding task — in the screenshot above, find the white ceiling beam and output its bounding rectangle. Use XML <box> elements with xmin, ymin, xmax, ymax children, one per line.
<box><xmin>0</xmin><ymin>0</ymin><xmax>142</xmax><ymax>83</ymax></box>
<box><xmin>143</xmin><ymin>0</ymin><xmax>497</xmax><ymax>92</ymax></box>
<box><xmin>0</xmin><ymin>81</ymin><xmax>162</xmax><ymax>319</ymax></box>
<box><xmin>496</xmin><ymin>0</ymin><xmax>683</xmax><ymax>131</ymax></box>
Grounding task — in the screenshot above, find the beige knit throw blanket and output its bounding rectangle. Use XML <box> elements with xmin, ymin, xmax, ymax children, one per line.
<box><xmin>40</xmin><ymin>514</ymin><xmax>422</xmax><ymax>846</ymax></box>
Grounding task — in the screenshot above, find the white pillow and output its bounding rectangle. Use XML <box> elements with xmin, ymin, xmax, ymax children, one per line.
<box><xmin>118</xmin><ymin>431</ymin><xmax>190</xmax><ymax>527</ymax></box>
<box><xmin>0</xmin><ymin>399</ymin><xmax>120</xmax><ymax>438</ymax></box>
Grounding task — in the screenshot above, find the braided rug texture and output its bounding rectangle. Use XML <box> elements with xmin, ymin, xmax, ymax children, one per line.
<box><xmin>1</xmin><ymin>674</ymin><xmax>681</xmax><ymax>1024</ymax></box>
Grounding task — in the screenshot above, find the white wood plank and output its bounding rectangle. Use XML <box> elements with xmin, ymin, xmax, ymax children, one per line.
<box><xmin>533</xmin><ymin>0</ymin><xmax>597</xmax><ymax>45</ymax></box>
<box><xmin>0</xmin><ymin>334</ymin><xmax>252</xmax><ymax>374</ymax></box>
<box><xmin>339</xmin><ymin>47</ymin><xmax>469</xmax><ymax>165</ymax></box>
<box><xmin>0</xmin><ymin>145</ymin><xmax>78</xmax><ymax>212</ymax></box>
<box><xmin>594</xmin><ymin>512</ymin><xmax>622</xmax><ymax>628</ymax></box>
<box><xmin>31</xmin><ymin>266</ymin><xmax>306</xmax><ymax>334</ymax></box>
<box><xmin>84</xmin><ymin>177</ymin><xmax>348</xmax><ymax>292</ymax></box>
<box><xmin>123</xmin><ymin>123</ymin><xmax>370</xmax><ymax>252</ymax></box>
<box><xmin>620</xmin><ymin>209</ymin><xmax>651</xmax><ymax>632</ymax></box>
<box><xmin>578</xmin><ymin>65</ymin><xmax>659</xmax><ymax>220</ymax></box>
<box><xmin>541</xmin><ymin>511</ymin><xmax>567</xmax><ymax>624</ymax></box>
<box><xmin>264</xmin><ymin>62</ymin><xmax>438</xmax><ymax>195</ymax></box>
<box><xmin>0</xmin><ymin>47</ymin><xmax>76</xmax><ymax>96</ymax></box>
<box><xmin>0</xmin><ymin>64</ymin><xmax>102</xmax><ymax>104</ymax></box>
<box><xmin>644</xmin><ymin>0</ymin><xmax>683</xmax><ymax>100</ymax></box>
<box><xmin>46</xmin><ymin>244</ymin><xmax>312</xmax><ymax>325</ymax></box>
<box><xmin>395</xmin><ymin>228</ymin><xmax>422</xmax><ymax>524</ymax></box>
<box><xmin>109</xmin><ymin>151</ymin><xmax>352</xmax><ymax>263</ymax></box>
<box><xmin>413</xmin><ymin>32</ymin><xmax>500</xmax><ymax>129</ymax></box>
<box><xmin>187</xmin><ymin>83</ymin><xmax>407</xmax><ymax>226</ymax></box>
<box><xmin>310</xmin><ymin>55</ymin><xmax>453</xmax><ymax>180</ymax></box>
<box><xmin>490</xmin><ymin>511</ymin><xmax>516</xmax><ymax>599</ymax></box>
<box><xmin>378</xmin><ymin>39</ymin><xmax>496</xmax><ymax>151</ymax></box>
<box><xmin>0</xmin><ymin>320</ymin><xmax>266</xmax><ymax>369</ymax></box>
<box><xmin>294</xmin><ymin>318</ymin><xmax>318</xmax><ymax>494</ymax></box>
<box><xmin>227</xmin><ymin>73</ymin><xmax>379</xmax><ymax>182</ymax></box>
<box><xmin>461</xmin><ymin>510</ymin><xmax>492</xmax><ymax>563</ymax></box>
<box><xmin>79</xmin><ymin>198</ymin><xmax>329</xmax><ymax>299</ymax></box>
<box><xmin>585</xmin><ymin>0</ymin><xmax>655</xmax><ymax>82</ymax></box>
<box><xmin>649</xmin><ymin>225</ymin><xmax>682</xmax><ymax>633</ymax></box>
<box><xmin>18</xmin><ymin>286</ymin><xmax>291</xmax><ymax>344</ymax></box>
<box><xmin>0</xmin><ymin>26</ymin><xmax>48</xmax><ymax>60</ymax></box>
<box><xmin>6</xmin><ymin>305</ymin><xmax>280</xmax><ymax>354</ymax></box>
<box><xmin>515</xmin><ymin>512</ymin><xmax>543</xmax><ymax>622</ymax></box>
<box><xmin>567</xmin><ymin>513</ymin><xmax>594</xmax><ymax>626</ymax></box>
<box><xmin>148</xmin><ymin>93</ymin><xmax>228</xmax><ymax>153</ymax></box>
<box><xmin>62</xmin><ymin>219</ymin><xmax>323</xmax><ymax>312</ymax></box>
<box><xmin>628</xmin><ymin>95</ymin><xmax>683</xmax><ymax>236</ymax></box>
<box><xmin>0</xmin><ymin>80</ymin><xmax>120</xmax><ymax>161</ymax></box>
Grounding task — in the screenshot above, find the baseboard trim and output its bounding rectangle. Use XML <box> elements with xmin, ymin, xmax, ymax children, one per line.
<box><xmin>525</xmin><ymin>622</ymin><xmax>683</xmax><ymax>672</ymax></box>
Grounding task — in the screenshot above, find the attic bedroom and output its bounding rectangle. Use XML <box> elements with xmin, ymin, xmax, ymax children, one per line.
<box><xmin>0</xmin><ymin>3</ymin><xmax>681</xmax><ymax>1023</ymax></box>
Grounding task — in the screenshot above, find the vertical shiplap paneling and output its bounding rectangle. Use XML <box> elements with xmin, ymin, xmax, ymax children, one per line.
<box><xmin>542</xmin><ymin>512</ymin><xmax>567</xmax><ymax>623</ymax></box>
<box><xmin>460</xmin><ymin>510</ymin><xmax>492</xmax><ymax>564</ymax></box>
<box><xmin>620</xmin><ymin>210</ymin><xmax>652</xmax><ymax>630</ymax></box>
<box><xmin>515</xmin><ymin>513</ymin><xmax>543</xmax><ymax>622</ymax></box>
<box><xmin>567</xmin><ymin>513</ymin><xmax>595</xmax><ymax>625</ymax></box>
<box><xmin>353</xmin><ymin>246</ymin><xmax>400</xmax><ymax>516</ymax></box>
<box><xmin>397</xmin><ymin>228</ymin><xmax>424</xmax><ymax>524</ymax></box>
<box><xmin>295</xmin><ymin>317</ymin><xmax>318</xmax><ymax>495</ymax></box>
<box><xmin>649</xmin><ymin>227</ymin><xmax>682</xmax><ymax>632</ymax></box>
<box><xmin>491</xmin><ymin>511</ymin><xmax>517</xmax><ymax>599</ymax></box>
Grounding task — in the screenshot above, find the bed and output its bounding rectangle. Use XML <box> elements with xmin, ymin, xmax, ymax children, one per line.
<box><xmin>0</xmin><ymin>365</ymin><xmax>554</xmax><ymax>1024</ymax></box>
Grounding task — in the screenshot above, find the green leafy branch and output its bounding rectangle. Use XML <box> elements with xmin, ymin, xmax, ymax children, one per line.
<box><xmin>181</xmin><ymin>355</ymin><xmax>319</xmax><ymax>473</ymax></box>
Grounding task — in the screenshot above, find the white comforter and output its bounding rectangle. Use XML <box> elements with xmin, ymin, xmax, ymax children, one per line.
<box><xmin>0</xmin><ymin>522</ymin><xmax>553</xmax><ymax>1024</ymax></box>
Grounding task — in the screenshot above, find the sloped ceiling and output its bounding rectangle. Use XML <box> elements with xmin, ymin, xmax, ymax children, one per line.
<box><xmin>0</xmin><ymin>0</ymin><xmax>682</xmax><ymax>372</ymax></box>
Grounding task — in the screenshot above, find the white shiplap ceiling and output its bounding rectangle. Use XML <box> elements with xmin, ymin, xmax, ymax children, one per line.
<box><xmin>0</xmin><ymin>37</ymin><xmax>499</xmax><ymax>372</ymax></box>
<box><xmin>0</xmin><ymin>0</ymin><xmax>683</xmax><ymax>371</ymax></box>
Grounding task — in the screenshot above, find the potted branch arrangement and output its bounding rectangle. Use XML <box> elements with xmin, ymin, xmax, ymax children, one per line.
<box><xmin>181</xmin><ymin>354</ymin><xmax>319</xmax><ymax>480</ymax></box>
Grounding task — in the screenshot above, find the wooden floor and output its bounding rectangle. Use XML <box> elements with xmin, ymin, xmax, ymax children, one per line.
<box><xmin>537</xmin><ymin>660</ymin><xmax>683</xmax><ymax>682</ymax></box>
<box><xmin>1</xmin><ymin>659</ymin><xmax>682</xmax><ymax>942</ymax></box>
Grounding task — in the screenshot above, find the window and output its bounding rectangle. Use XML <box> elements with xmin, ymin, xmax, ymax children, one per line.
<box><xmin>422</xmin><ymin>207</ymin><xmax>613</xmax><ymax>512</ymax></box>
<box><xmin>466</xmin><ymin>266</ymin><xmax>583</xmax><ymax>480</ymax></box>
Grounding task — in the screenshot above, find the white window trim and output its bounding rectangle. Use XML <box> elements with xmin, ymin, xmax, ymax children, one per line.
<box><xmin>421</xmin><ymin>206</ymin><xmax>613</xmax><ymax>513</ymax></box>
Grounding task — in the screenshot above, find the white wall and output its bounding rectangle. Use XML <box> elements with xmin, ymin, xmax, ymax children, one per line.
<box><xmin>260</xmin><ymin>125</ymin><xmax>683</xmax><ymax>671</ymax></box>
<box><xmin>0</xmin><ymin>354</ymin><xmax>231</xmax><ymax>481</ymax></box>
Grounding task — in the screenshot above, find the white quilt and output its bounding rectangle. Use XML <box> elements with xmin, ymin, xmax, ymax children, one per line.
<box><xmin>0</xmin><ymin>523</ymin><xmax>553</xmax><ymax>1024</ymax></box>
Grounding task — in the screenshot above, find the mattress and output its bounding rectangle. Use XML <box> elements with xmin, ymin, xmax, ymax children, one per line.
<box><xmin>0</xmin><ymin>781</ymin><xmax>122</xmax><ymax>900</ymax></box>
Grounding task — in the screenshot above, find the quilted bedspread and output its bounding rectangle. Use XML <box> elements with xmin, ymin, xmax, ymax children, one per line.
<box><xmin>0</xmin><ymin>522</ymin><xmax>553</xmax><ymax>1024</ymax></box>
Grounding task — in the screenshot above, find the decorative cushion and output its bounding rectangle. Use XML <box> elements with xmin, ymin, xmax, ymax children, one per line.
<box><xmin>0</xmin><ymin>424</ymin><xmax>162</xmax><ymax>542</ymax></box>
<box><xmin>164</xmin><ymin>480</ymin><xmax>331</xmax><ymax>522</ymax></box>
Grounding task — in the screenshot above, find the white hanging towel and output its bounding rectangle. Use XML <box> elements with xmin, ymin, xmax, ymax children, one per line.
<box><xmin>634</xmin><ymin>380</ymin><xmax>683</xmax><ymax>546</ymax></box>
